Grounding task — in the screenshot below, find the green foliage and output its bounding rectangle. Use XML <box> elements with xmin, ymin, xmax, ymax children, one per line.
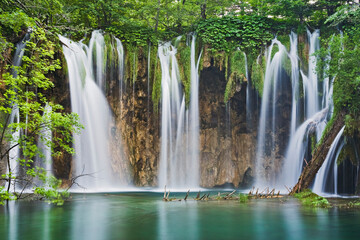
<box><xmin>0</xmin><ymin>186</ymin><xmax>17</xmax><ymax>205</ymax></box>
<box><xmin>319</xmin><ymin>30</ymin><xmax>360</xmax><ymax>117</ymax></box>
<box><xmin>293</xmin><ymin>189</ymin><xmax>330</xmax><ymax>208</ymax></box>
<box><xmin>0</xmin><ymin>25</ymin><xmax>82</xmax><ymax>205</ymax></box>
<box><xmin>0</xmin><ymin>11</ymin><xmax>35</xmax><ymax>34</ymax></box>
<box><xmin>32</xmin><ymin>167</ymin><xmax>69</xmax><ymax>205</ymax></box>
<box><xmin>107</xmin><ymin>24</ymin><xmax>162</xmax><ymax>48</ymax></box>
<box><xmin>239</xmin><ymin>193</ymin><xmax>249</xmax><ymax>203</ymax></box>
<box><xmin>271</xmin><ymin>0</ymin><xmax>312</xmax><ymax>23</ymax></box>
<box><xmin>196</xmin><ymin>15</ymin><xmax>273</xmax><ymax>53</ymax></box>
<box><xmin>325</xmin><ymin>4</ymin><xmax>360</xmax><ymax>27</ymax></box>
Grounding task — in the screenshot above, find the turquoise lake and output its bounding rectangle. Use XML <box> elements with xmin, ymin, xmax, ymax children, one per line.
<box><xmin>1</xmin><ymin>192</ymin><xmax>360</xmax><ymax>240</ymax></box>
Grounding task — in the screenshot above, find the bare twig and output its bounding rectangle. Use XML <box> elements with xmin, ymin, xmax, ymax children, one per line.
<box><xmin>196</xmin><ymin>191</ymin><xmax>200</xmax><ymax>200</ymax></box>
<box><xmin>184</xmin><ymin>190</ymin><xmax>190</xmax><ymax>200</ymax></box>
<box><xmin>284</xmin><ymin>185</ymin><xmax>291</xmax><ymax>193</ymax></box>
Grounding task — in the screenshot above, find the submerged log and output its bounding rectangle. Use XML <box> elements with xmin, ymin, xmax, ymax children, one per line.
<box><xmin>290</xmin><ymin>110</ymin><xmax>346</xmax><ymax>194</ymax></box>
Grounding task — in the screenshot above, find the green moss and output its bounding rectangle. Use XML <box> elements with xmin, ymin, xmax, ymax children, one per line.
<box><xmin>152</xmin><ymin>54</ymin><xmax>162</xmax><ymax>111</ymax></box>
<box><xmin>103</xmin><ymin>34</ymin><xmax>112</xmax><ymax>63</ymax></box>
<box><xmin>337</xmin><ymin>123</ymin><xmax>360</xmax><ymax>166</ymax></box>
<box><xmin>224</xmin><ymin>50</ymin><xmax>247</xmax><ymax>103</ymax></box>
<box><xmin>293</xmin><ymin>189</ymin><xmax>330</xmax><ymax>208</ymax></box>
<box><xmin>251</xmin><ymin>54</ymin><xmax>266</xmax><ymax>96</ymax></box>
<box><xmin>125</xmin><ymin>46</ymin><xmax>138</xmax><ymax>84</ymax></box>
<box><xmin>177</xmin><ymin>40</ymin><xmax>191</xmax><ymax>106</ymax></box>
<box><xmin>344</xmin><ymin>201</ymin><xmax>360</xmax><ymax>208</ymax></box>
<box><xmin>310</xmin><ymin>132</ymin><xmax>317</xmax><ymax>154</ymax></box>
<box><xmin>317</xmin><ymin>113</ymin><xmax>336</xmax><ymax>149</ymax></box>
<box><xmin>239</xmin><ymin>193</ymin><xmax>249</xmax><ymax>203</ymax></box>
<box><xmin>277</xmin><ymin>35</ymin><xmax>290</xmax><ymax>51</ymax></box>
<box><xmin>298</xmin><ymin>41</ymin><xmax>308</xmax><ymax>72</ymax></box>
<box><xmin>282</xmin><ymin>54</ymin><xmax>292</xmax><ymax>77</ymax></box>
<box><xmin>270</xmin><ymin>44</ymin><xmax>279</xmax><ymax>59</ymax></box>
<box><xmin>132</xmin><ymin>52</ymin><xmax>138</xmax><ymax>84</ymax></box>
<box><xmin>224</xmin><ymin>54</ymin><xmax>229</xmax><ymax>80</ymax></box>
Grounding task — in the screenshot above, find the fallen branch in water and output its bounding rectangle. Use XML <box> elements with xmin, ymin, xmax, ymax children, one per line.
<box><xmin>162</xmin><ymin>187</ymin><xmax>284</xmax><ymax>202</ymax></box>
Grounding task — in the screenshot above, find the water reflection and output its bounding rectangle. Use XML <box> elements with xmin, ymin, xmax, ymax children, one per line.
<box><xmin>157</xmin><ymin>200</ymin><xmax>199</xmax><ymax>239</ymax></box>
<box><xmin>8</xmin><ymin>201</ymin><xmax>18</xmax><ymax>240</ymax></box>
<box><xmin>1</xmin><ymin>194</ymin><xmax>360</xmax><ymax>240</ymax></box>
<box><xmin>71</xmin><ymin>196</ymin><xmax>110</xmax><ymax>240</ymax></box>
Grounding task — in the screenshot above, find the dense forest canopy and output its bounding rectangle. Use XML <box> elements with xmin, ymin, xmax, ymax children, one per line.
<box><xmin>0</xmin><ymin>1</ymin><xmax>359</xmax><ymax>45</ymax></box>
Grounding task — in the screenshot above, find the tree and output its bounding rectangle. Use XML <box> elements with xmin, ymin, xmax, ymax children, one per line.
<box><xmin>0</xmin><ymin>11</ymin><xmax>82</xmax><ymax>205</ymax></box>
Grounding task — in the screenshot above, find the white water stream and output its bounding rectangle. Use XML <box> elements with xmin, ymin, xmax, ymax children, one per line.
<box><xmin>60</xmin><ymin>31</ymin><xmax>128</xmax><ymax>191</ymax></box>
<box><xmin>158</xmin><ymin>35</ymin><xmax>201</xmax><ymax>189</ymax></box>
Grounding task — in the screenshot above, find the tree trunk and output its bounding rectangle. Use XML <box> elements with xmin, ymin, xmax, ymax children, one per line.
<box><xmin>290</xmin><ymin>110</ymin><xmax>346</xmax><ymax>194</ymax></box>
<box><xmin>201</xmin><ymin>1</ymin><xmax>206</xmax><ymax>19</ymax></box>
<box><xmin>154</xmin><ymin>0</ymin><xmax>161</xmax><ymax>32</ymax></box>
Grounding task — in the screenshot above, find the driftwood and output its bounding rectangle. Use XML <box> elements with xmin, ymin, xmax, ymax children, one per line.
<box><xmin>184</xmin><ymin>190</ymin><xmax>190</xmax><ymax>200</ymax></box>
<box><xmin>224</xmin><ymin>190</ymin><xmax>236</xmax><ymax>200</ymax></box>
<box><xmin>163</xmin><ymin>186</ymin><xmax>174</xmax><ymax>201</ymax></box>
<box><xmin>163</xmin><ymin>187</ymin><xmax>284</xmax><ymax>202</ymax></box>
<box><xmin>290</xmin><ymin>110</ymin><xmax>346</xmax><ymax>194</ymax></box>
<box><xmin>248</xmin><ymin>187</ymin><xmax>283</xmax><ymax>199</ymax></box>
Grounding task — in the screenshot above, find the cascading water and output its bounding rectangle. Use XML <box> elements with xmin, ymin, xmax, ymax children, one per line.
<box><xmin>35</xmin><ymin>104</ymin><xmax>53</xmax><ymax>175</ymax></box>
<box><xmin>289</xmin><ymin>32</ymin><xmax>300</xmax><ymax>137</ymax></box>
<box><xmin>245</xmin><ymin>52</ymin><xmax>254</xmax><ymax>130</ymax></box>
<box><xmin>313</xmin><ymin>126</ymin><xmax>345</xmax><ymax>195</ymax></box>
<box><xmin>88</xmin><ymin>31</ymin><xmax>106</xmax><ymax>91</ymax></box>
<box><xmin>6</xmin><ymin>32</ymin><xmax>30</xmax><ymax>191</ymax></box>
<box><xmin>255</xmin><ymin>29</ymin><xmax>338</xmax><ymax>192</ymax></box>
<box><xmin>158</xmin><ymin>35</ymin><xmax>201</xmax><ymax>189</ymax></box>
<box><xmin>303</xmin><ymin>29</ymin><xmax>320</xmax><ymax>119</ymax></box>
<box><xmin>279</xmin><ymin>29</ymin><xmax>335</xmax><ymax>190</ymax></box>
<box><xmin>115</xmin><ymin>38</ymin><xmax>124</xmax><ymax>93</ymax></box>
<box><xmin>255</xmin><ymin>39</ymin><xmax>289</xmax><ymax>187</ymax></box>
<box><xmin>281</xmin><ymin>108</ymin><xmax>329</xmax><ymax>187</ymax></box>
<box><xmin>60</xmin><ymin>31</ymin><xmax>128</xmax><ymax>191</ymax></box>
<box><xmin>188</xmin><ymin>34</ymin><xmax>201</xmax><ymax>188</ymax></box>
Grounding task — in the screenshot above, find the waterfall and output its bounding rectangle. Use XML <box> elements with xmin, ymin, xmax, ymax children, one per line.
<box><xmin>35</xmin><ymin>104</ymin><xmax>53</xmax><ymax>176</ymax></box>
<box><xmin>255</xmin><ymin>39</ymin><xmax>289</xmax><ymax>187</ymax></box>
<box><xmin>254</xmin><ymin>29</ymin><xmax>338</xmax><ymax>191</ymax></box>
<box><xmin>289</xmin><ymin>32</ymin><xmax>300</xmax><ymax>137</ymax></box>
<box><xmin>88</xmin><ymin>31</ymin><xmax>106</xmax><ymax>91</ymax></box>
<box><xmin>245</xmin><ymin>53</ymin><xmax>253</xmax><ymax>130</ymax></box>
<box><xmin>115</xmin><ymin>38</ymin><xmax>124</xmax><ymax>94</ymax></box>
<box><xmin>158</xmin><ymin>35</ymin><xmax>200</xmax><ymax>189</ymax></box>
<box><xmin>6</xmin><ymin>33</ymin><xmax>30</xmax><ymax>191</ymax></box>
<box><xmin>313</xmin><ymin>126</ymin><xmax>345</xmax><ymax>195</ymax></box>
<box><xmin>188</xmin><ymin>34</ymin><xmax>201</xmax><ymax>188</ymax></box>
<box><xmin>278</xmin><ymin>30</ymin><xmax>336</xmax><ymax>190</ymax></box>
<box><xmin>303</xmin><ymin>29</ymin><xmax>320</xmax><ymax>119</ymax></box>
<box><xmin>60</xmin><ymin>31</ymin><xmax>128</xmax><ymax>191</ymax></box>
<box><xmin>281</xmin><ymin>108</ymin><xmax>329</xmax><ymax>187</ymax></box>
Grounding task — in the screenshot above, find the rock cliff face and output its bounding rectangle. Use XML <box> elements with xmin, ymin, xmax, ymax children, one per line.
<box><xmin>199</xmin><ymin>64</ymin><xmax>258</xmax><ymax>188</ymax></box>
<box><xmin>106</xmin><ymin>50</ymin><xmax>160</xmax><ymax>186</ymax></box>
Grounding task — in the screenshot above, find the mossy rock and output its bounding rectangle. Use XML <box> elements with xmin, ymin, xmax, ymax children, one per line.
<box><xmin>251</xmin><ymin>54</ymin><xmax>266</xmax><ymax>96</ymax></box>
<box><xmin>293</xmin><ymin>189</ymin><xmax>330</xmax><ymax>208</ymax></box>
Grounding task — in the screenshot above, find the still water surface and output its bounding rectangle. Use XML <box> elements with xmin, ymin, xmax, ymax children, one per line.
<box><xmin>1</xmin><ymin>192</ymin><xmax>360</xmax><ymax>240</ymax></box>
